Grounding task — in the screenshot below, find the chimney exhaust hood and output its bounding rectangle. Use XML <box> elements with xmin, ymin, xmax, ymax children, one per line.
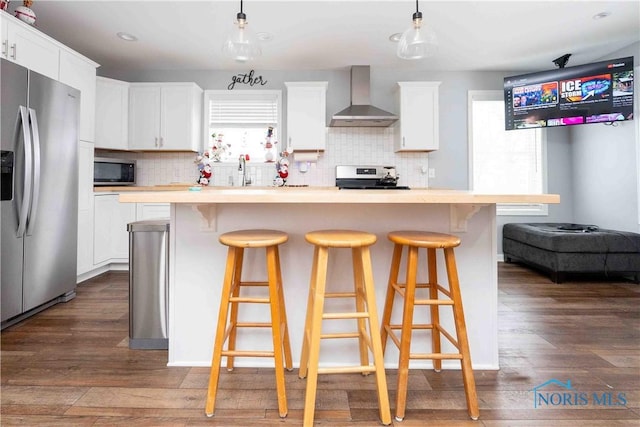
<box><xmin>330</xmin><ymin>66</ymin><xmax>398</xmax><ymax>127</ymax></box>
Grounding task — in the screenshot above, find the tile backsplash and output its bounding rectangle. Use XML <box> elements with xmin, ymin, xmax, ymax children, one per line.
<box><xmin>96</xmin><ymin>127</ymin><xmax>430</xmax><ymax>188</ymax></box>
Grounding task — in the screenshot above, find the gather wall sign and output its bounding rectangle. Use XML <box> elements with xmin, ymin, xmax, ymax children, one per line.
<box><xmin>228</xmin><ymin>70</ymin><xmax>268</xmax><ymax>90</ymax></box>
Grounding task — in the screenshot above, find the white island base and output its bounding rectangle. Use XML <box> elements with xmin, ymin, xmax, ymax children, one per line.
<box><xmin>167</xmin><ymin>202</ymin><xmax>499</xmax><ymax>370</ymax></box>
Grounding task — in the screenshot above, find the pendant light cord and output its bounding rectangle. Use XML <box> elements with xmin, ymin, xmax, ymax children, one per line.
<box><xmin>240</xmin><ymin>0</ymin><xmax>243</xmax><ymax>14</ymax></box>
<box><xmin>416</xmin><ymin>0</ymin><xmax>419</xmax><ymax>13</ymax></box>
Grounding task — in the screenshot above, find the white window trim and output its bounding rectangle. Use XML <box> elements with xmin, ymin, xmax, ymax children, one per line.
<box><xmin>467</xmin><ymin>90</ymin><xmax>549</xmax><ymax>216</ymax></box>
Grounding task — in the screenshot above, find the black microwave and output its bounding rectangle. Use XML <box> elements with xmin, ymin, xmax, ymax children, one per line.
<box><xmin>94</xmin><ymin>157</ymin><xmax>136</xmax><ymax>186</ymax></box>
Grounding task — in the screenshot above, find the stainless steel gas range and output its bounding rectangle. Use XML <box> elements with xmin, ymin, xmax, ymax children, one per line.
<box><xmin>335</xmin><ymin>165</ymin><xmax>409</xmax><ymax>190</ymax></box>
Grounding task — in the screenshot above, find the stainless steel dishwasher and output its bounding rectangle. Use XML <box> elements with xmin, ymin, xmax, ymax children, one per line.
<box><xmin>127</xmin><ymin>220</ymin><xmax>170</xmax><ymax>349</ymax></box>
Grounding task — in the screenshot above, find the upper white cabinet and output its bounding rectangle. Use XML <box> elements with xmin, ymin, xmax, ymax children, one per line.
<box><xmin>285</xmin><ymin>82</ymin><xmax>328</xmax><ymax>151</ymax></box>
<box><xmin>59</xmin><ymin>49</ymin><xmax>98</xmax><ymax>143</ymax></box>
<box><xmin>128</xmin><ymin>83</ymin><xmax>203</xmax><ymax>151</ymax></box>
<box><xmin>95</xmin><ymin>77</ymin><xmax>129</xmax><ymax>150</ymax></box>
<box><xmin>1</xmin><ymin>11</ymin><xmax>59</xmax><ymax>80</ymax></box>
<box><xmin>394</xmin><ymin>81</ymin><xmax>441</xmax><ymax>152</ymax></box>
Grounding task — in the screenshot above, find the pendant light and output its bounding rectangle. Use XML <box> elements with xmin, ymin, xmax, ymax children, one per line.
<box><xmin>397</xmin><ymin>0</ymin><xmax>437</xmax><ymax>60</ymax></box>
<box><xmin>223</xmin><ymin>0</ymin><xmax>261</xmax><ymax>62</ymax></box>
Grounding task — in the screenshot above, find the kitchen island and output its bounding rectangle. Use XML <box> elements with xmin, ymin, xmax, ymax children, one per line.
<box><xmin>120</xmin><ymin>187</ymin><xmax>559</xmax><ymax>369</ymax></box>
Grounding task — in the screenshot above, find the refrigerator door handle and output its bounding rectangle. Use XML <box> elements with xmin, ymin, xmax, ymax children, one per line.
<box><xmin>16</xmin><ymin>106</ymin><xmax>32</xmax><ymax>238</ymax></box>
<box><xmin>26</xmin><ymin>108</ymin><xmax>41</xmax><ymax>236</ymax></box>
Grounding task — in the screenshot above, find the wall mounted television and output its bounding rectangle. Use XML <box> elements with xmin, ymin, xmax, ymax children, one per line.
<box><xmin>504</xmin><ymin>56</ymin><xmax>634</xmax><ymax>130</ymax></box>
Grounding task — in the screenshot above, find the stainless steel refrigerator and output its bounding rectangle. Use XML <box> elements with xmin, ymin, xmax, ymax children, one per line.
<box><xmin>1</xmin><ymin>58</ymin><xmax>79</xmax><ymax>328</ymax></box>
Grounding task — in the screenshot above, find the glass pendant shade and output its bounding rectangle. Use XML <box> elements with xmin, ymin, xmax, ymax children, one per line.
<box><xmin>397</xmin><ymin>11</ymin><xmax>437</xmax><ymax>60</ymax></box>
<box><xmin>223</xmin><ymin>7</ymin><xmax>261</xmax><ymax>62</ymax></box>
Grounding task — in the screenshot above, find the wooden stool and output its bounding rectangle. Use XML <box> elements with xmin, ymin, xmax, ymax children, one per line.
<box><xmin>299</xmin><ymin>230</ymin><xmax>391</xmax><ymax>427</ymax></box>
<box><xmin>380</xmin><ymin>231</ymin><xmax>479</xmax><ymax>421</ymax></box>
<box><xmin>205</xmin><ymin>229</ymin><xmax>292</xmax><ymax>418</ymax></box>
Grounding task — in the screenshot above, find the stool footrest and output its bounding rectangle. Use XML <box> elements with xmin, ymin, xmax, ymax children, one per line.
<box><xmin>222</xmin><ymin>350</ymin><xmax>275</xmax><ymax>358</ymax></box>
<box><xmin>392</xmin><ymin>283</ymin><xmax>453</xmax><ymax>300</ymax></box>
<box><xmin>409</xmin><ymin>353</ymin><xmax>464</xmax><ymax>360</ymax></box>
<box><xmin>234</xmin><ymin>322</ymin><xmax>273</xmax><ymax>328</ymax></box>
<box><xmin>387</xmin><ymin>323</ymin><xmax>433</xmax><ymax>331</ymax></box>
<box><xmin>320</xmin><ymin>332</ymin><xmax>363</xmax><ymax>339</ymax></box>
<box><xmin>229</xmin><ymin>297</ymin><xmax>271</xmax><ymax>304</ymax></box>
<box><xmin>317</xmin><ymin>365</ymin><xmax>377</xmax><ymax>375</ymax></box>
<box><xmin>238</xmin><ymin>281</ymin><xmax>269</xmax><ymax>287</ymax></box>
<box><xmin>324</xmin><ymin>292</ymin><xmax>356</xmax><ymax>298</ymax></box>
<box><xmin>414</xmin><ymin>299</ymin><xmax>454</xmax><ymax>306</ymax></box>
<box><xmin>322</xmin><ymin>312</ymin><xmax>369</xmax><ymax>320</ymax></box>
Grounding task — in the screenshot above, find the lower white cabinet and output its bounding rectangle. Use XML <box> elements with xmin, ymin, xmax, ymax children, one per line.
<box><xmin>136</xmin><ymin>203</ymin><xmax>170</xmax><ymax>220</ymax></box>
<box><xmin>77</xmin><ymin>141</ymin><xmax>94</xmax><ymax>276</ymax></box>
<box><xmin>93</xmin><ymin>194</ymin><xmax>135</xmax><ymax>264</ymax></box>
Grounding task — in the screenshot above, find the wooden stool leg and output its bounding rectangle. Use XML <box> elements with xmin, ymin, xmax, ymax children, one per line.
<box><xmin>267</xmin><ymin>246</ymin><xmax>288</xmax><ymax>418</ymax></box>
<box><xmin>303</xmin><ymin>246</ymin><xmax>329</xmax><ymax>427</ymax></box>
<box><xmin>358</xmin><ymin>246</ymin><xmax>392</xmax><ymax>426</ymax></box>
<box><xmin>381</xmin><ymin>243</ymin><xmax>403</xmax><ymax>353</ymax></box>
<box><xmin>226</xmin><ymin>248</ymin><xmax>244</xmax><ymax>371</ymax></box>
<box><xmin>274</xmin><ymin>246</ymin><xmax>293</xmax><ymax>371</ymax></box>
<box><xmin>205</xmin><ymin>247</ymin><xmax>237</xmax><ymax>417</ymax></box>
<box><xmin>444</xmin><ymin>247</ymin><xmax>479</xmax><ymax>421</ymax></box>
<box><xmin>299</xmin><ymin>245</ymin><xmax>320</xmax><ymax>379</ymax></box>
<box><xmin>395</xmin><ymin>245</ymin><xmax>419</xmax><ymax>422</ymax></box>
<box><xmin>427</xmin><ymin>247</ymin><xmax>442</xmax><ymax>372</ymax></box>
<box><xmin>352</xmin><ymin>247</ymin><xmax>370</xmax><ymax>372</ymax></box>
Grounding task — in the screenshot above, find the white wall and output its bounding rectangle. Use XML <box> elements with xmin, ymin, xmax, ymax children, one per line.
<box><xmin>570</xmin><ymin>43</ymin><xmax>639</xmax><ymax>233</ymax></box>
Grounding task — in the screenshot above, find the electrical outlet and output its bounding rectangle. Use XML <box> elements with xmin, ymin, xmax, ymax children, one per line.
<box><xmin>428</xmin><ymin>168</ymin><xmax>436</xmax><ymax>179</ymax></box>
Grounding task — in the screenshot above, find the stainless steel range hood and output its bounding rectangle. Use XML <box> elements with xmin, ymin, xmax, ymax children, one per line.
<box><xmin>330</xmin><ymin>66</ymin><xmax>398</xmax><ymax>127</ymax></box>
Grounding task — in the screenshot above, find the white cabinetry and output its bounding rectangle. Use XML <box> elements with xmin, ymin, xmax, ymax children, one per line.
<box><xmin>1</xmin><ymin>11</ymin><xmax>59</xmax><ymax>80</ymax></box>
<box><xmin>77</xmin><ymin>142</ymin><xmax>94</xmax><ymax>276</ymax></box>
<box><xmin>285</xmin><ymin>82</ymin><xmax>328</xmax><ymax>151</ymax></box>
<box><xmin>394</xmin><ymin>82</ymin><xmax>441</xmax><ymax>152</ymax></box>
<box><xmin>59</xmin><ymin>49</ymin><xmax>98</xmax><ymax>143</ymax></box>
<box><xmin>128</xmin><ymin>83</ymin><xmax>203</xmax><ymax>151</ymax></box>
<box><xmin>136</xmin><ymin>203</ymin><xmax>170</xmax><ymax>220</ymax></box>
<box><xmin>95</xmin><ymin>77</ymin><xmax>129</xmax><ymax>150</ymax></box>
<box><xmin>93</xmin><ymin>194</ymin><xmax>135</xmax><ymax>264</ymax></box>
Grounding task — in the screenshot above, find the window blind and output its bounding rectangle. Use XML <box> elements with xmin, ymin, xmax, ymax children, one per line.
<box><xmin>209</xmin><ymin>94</ymin><xmax>278</xmax><ymax>125</ymax></box>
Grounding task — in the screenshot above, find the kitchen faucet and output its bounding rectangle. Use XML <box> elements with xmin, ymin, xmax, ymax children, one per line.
<box><xmin>238</xmin><ymin>154</ymin><xmax>251</xmax><ymax>186</ymax></box>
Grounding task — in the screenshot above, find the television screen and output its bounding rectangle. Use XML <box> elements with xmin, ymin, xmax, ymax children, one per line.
<box><xmin>504</xmin><ymin>56</ymin><xmax>634</xmax><ymax>130</ymax></box>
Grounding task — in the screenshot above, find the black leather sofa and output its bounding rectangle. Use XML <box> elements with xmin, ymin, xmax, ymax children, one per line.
<box><xmin>503</xmin><ymin>223</ymin><xmax>640</xmax><ymax>283</ymax></box>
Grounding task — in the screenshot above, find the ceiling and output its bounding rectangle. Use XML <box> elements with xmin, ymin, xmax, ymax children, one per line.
<box><xmin>26</xmin><ymin>1</ymin><xmax>640</xmax><ymax>73</ymax></box>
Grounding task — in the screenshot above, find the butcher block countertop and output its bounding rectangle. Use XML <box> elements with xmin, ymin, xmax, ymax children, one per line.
<box><xmin>117</xmin><ymin>186</ymin><xmax>560</xmax><ymax>205</ymax></box>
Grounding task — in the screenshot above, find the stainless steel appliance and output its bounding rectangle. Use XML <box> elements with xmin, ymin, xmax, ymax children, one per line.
<box><xmin>1</xmin><ymin>59</ymin><xmax>79</xmax><ymax>328</ymax></box>
<box><xmin>330</xmin><ymin>66</ymin><xmax>399</xmax><ymax>127</ymax></box>
<box><xmin>94</xmin><ymin>157</ymin><xmax>136</xmax><ymax>186</ymax></box>
<box><xmin>336</xmin><ymin>165</ymin><xmax>409</xmax><ymax>189</ymax></box>
<box><xmin>128</xmin><ymin>220</ymin><xmax>169</xmax><ymax>349</ymax></box>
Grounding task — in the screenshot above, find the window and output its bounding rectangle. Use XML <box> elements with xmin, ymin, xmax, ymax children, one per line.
<box><xmin>468</xmin><ymin>90</ymin><xmax>547</xmax><ymax>215</ymax></box>
<box><xmin>204</xmin><ymin>90</ymin><xmax>282</xmax><ymax>163</ymax></box>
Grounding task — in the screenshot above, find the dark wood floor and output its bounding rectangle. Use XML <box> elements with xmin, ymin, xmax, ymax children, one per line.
<box><xmin>2</xmin><ymin>263</ymin><xmax>639</xmax><ymax>426</ymax></box>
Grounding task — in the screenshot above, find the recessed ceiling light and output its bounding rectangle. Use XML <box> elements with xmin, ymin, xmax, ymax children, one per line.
<box><xmin>389</xmin><ymin>33</ymin><xmax>402</xmax><ymax>43</ymax></box>
<box><xmin>256</xmin><ymin>32</ymin><xmax>273</xmax><ymax>42</ymax></box>
<box><xmin>592</xmin><ymin>11</ymin><xmax>611</xmax><ymax>20</ymax></box>
<box><xmin>117</xmin><ymin>32</ymin><xmax>138</xmax><ymax>42</ymax></box>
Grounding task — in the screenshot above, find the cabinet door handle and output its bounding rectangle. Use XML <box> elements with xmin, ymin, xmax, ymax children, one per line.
<box><xmin>159</xmin><ymin>136</ymin><xmax>163</xmax><ymax>147</ymax></box>
<box><xmin>1</xmin><ymin>40</ymin><xmax>7</xmax><ymax>58</ymax></box>
<box><xmin>154</xmin><ymin>137</ymin><xmax>159</xmax><ymax>147</ymax></box>
<box><xmin>10</xmin><ymin>43</ymin><xmax>17</xmax><ymax>60</ymax></box>
<box><xmin>402</xmin><ymin>136</ymin><xmax>406</xmax><ymax>147</ymax></box>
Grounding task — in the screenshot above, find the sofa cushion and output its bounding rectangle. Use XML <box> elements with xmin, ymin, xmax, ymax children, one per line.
<box><xmin>502</xmin><ymin>223</ymin><xmax>640</xmax><ymax>253</ymax></box>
